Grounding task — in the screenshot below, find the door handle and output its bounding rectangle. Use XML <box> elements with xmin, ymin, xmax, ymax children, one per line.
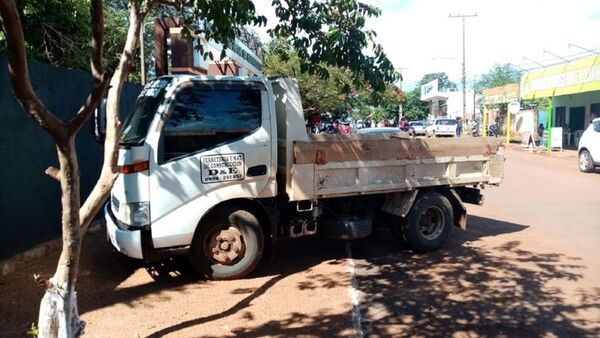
<box><xmin>247</xmin><ymin>165</ymin><xmax>267</xmax><ymax>177</ymax></box>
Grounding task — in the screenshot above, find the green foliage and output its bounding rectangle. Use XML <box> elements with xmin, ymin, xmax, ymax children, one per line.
<box><xmin>263</xmin><ymin>38</ymin><xmax>351</xmax><ymax>118</ymax></box>
<box><xmin>15</xmin><ymin>0</ymin><xmax>93</xmax><ymax>70</ymax></box>
<box><xmin>2</xmin><ymin>0</ymin><xmax>147</xmax><ymax>82</ymax></box>
<box><xmin>6</xmin><ymin>0</ymin><xmax>397</xmax><ymax>90</ymax></box>
<box><xmin>173</xmin><ymin>0</ymin><xmax>267</xmax><ymax>61</ymax></box>
<box><xmin>268</xmin><ymin>0</ymin><xmax>398</xmax><ymax>91</ymax></box>
<box><xmin>417</xmin><ymin>72</ymin><xmax>457</xmax><ymax>91</ymax></box>
<box><xmin>263</xmin><ymin>38</ymin><xmax>402</xmax><ymax>121</ymax></box>
<box><xmin>26</xmin><ymin>323</ymin><xmax>39</xmax><ymax>337</ymax></box>
<box><xmin>476</xmin><ymin>63</ymin><xmax>522</xmax><ymax>89</ymax></box>
<box><xmin>402</xmin><ymin>89</ymin><xmax>428</xmax><ymax>120</ymax></box>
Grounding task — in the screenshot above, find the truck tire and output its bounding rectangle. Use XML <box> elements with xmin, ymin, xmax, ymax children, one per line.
<box><xmin>579</xmin><ymin>150</ymin><xmax>594</xmax><ymax>172</ymax></box>
<box><xmin>189</xmin><ymin>208</ymin><xmax>264</xmax><ymax>280</ymax></box>
<box><xmin>403</xmin><ymin>192</ymin><xmax>453</xmax><ymax>252</ymax></box>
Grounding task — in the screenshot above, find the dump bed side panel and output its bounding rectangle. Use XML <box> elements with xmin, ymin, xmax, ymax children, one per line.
<box><xmin>289</xmin><ymin>135</ymin><xmax>503</xmax><ymax>201</ymax></box>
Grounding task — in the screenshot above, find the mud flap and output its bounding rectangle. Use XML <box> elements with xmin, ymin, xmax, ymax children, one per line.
<box><xmin>381</xmin><ymin>190</ymin><xmax>419</xmax><ymax>218</ymax></box>
<box><xmin>447</xmin><ymin>189</ymin><xmax>467</xmax><ymax>230</ymax></box>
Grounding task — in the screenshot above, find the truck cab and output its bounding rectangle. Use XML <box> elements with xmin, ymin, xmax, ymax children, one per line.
<box><xmin>106</xmin><ymin>75</ymin><xmax>291</xmax><ymax>279</ymax></box>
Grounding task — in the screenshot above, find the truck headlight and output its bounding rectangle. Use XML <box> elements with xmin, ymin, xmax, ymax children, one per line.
<box><xmin>119</xmin><ymin>202</ymin><xmax>150</xmax><ymax>229</ymax></box>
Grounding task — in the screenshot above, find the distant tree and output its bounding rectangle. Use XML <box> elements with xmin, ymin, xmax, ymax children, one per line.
<box><xmin>264</xmin><ymin>39</ymin><xmax>402</xmax><ymax>121</ymax></box>
<box><xmin>402</xmin><ymin>89</ymin><xmax>428</xmax><ymax>120</ymax></box>
<box><xmin>417</xmin><ymin>72</ymin><xmax>458</xmax><ymax>91</ymax></box>
<box><xmin>476</xmin><ymin>63</ymin><xmax>522</xmax><ymax>89</ymax></box>
<box><xmin>348</xmin><ymin>83</ymin><xmax>403</xmax><ymax>123</ymax></box>
<box><xmin>263</xmin><ymin>38</ymin><xmax>352</xmax><ymax>117</ymax></box>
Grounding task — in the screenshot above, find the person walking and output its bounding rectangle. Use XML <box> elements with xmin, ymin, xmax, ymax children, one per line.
<box><xmin>456</xmin><ymin>117</ymin><xmax>462</xmax><ymax>137</ymax></box>
<box><xmin>537</xmin><ymin>123</ymin><xmax>545</xmax><ymax>147</ymax></box>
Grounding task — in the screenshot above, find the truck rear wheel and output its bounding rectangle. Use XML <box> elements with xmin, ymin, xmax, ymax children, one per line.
<box><xmin>403</xmin><ymin>192</ymin><xmax>453</xmax><ymax>252</ymax></box>
<box><xmin>189</xmin><ymin>208</ymin><xmax>264</xmax><ymax>280</ymax></box>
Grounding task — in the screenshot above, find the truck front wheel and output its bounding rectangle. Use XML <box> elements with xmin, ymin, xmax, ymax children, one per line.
<box><xmin>403</xmin><ymin>192</ymin><xmax>453</xmax><ymax>252</ymax></box>
<box><xmin>189</xmin><ymin>208</ymin><xmax>264</xmax><ymax>280</ymax></box>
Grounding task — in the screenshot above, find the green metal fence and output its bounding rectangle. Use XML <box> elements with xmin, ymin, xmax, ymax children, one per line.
<box><xmin>0</xmin><ymin>55</ymin><xmax>141</xmax><ymax>260</ymax></box>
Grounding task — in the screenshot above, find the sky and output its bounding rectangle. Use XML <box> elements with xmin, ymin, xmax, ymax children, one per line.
<box><xmin>252</xmin><ymin>0</ymin><xmax>600</xmax><ymax>90</ymax></box>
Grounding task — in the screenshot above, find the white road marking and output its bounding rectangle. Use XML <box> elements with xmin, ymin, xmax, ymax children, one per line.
<box><xmin>346</xmin><ymin>242</ymin><xmax>364</xmax><ymax>337</ymax></box>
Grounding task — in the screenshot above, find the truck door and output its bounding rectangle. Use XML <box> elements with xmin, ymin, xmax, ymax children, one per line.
<box><xmin>148</xmin><ymin>80</ymin><xmax>274</xmax><ymax>249</ymax></box>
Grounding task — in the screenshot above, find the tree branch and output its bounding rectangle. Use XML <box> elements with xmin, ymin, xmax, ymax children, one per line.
<box><xmin>80</xmin><ymin>0</ymin><xmax>146</xmax><ymax>233</ymax></box>
<box><xmin>90</xmin><ymin>0</ymin><xmax>104</xmax><ymax>82</ymax></box>
<box><xmin>45</xmin><ymin>166</ymin><xmax>61</xmax><ymax>181</ymax></box>
<box><xmin>68</xmin><ymin>74</ymin><xmax>110</xmax><ymax>134</ymax></box>
<box><xmin>67</xmin><ymin>0</ymin><xmax>111</xmax><ymax>135</ymax></box>
<box><xmin>0</xmin><ymin>0</ymin><xmax>65</xmax><ymax>140</ymax></box>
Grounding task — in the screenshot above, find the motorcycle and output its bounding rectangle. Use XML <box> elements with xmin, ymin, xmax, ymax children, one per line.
<box><xmin>470</xmin><ymin>122</ymin><xmax>480</xmax><ymax>137</ymax></box>
<box><xmin>488</xmin><ymin>123</ymin><xmax>499</xmax><ymax>137</ymax></box>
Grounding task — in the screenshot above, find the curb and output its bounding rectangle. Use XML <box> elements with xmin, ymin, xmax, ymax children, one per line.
<box><xmin>509</xmin><ymin>143</ymin><xmax>578</xmax><ymax>159</ymax></box>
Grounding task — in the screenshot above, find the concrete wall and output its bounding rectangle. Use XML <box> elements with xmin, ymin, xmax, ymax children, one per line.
<box><xmin>0</xmin><ymin>56</ymin><xmax>141</xmax><ymax>260</ymax></box>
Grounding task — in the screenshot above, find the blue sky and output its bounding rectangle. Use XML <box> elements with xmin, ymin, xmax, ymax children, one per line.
<box><xmin>253</xmin><ymin>0</ymin><xmax>600</xmax><ymax>90</ymax></box>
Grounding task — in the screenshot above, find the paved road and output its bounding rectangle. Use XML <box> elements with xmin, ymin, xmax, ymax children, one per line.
<box><xmin>350</xmin><ymin>147</ymin><xmax>600</xmax><ymax>337</ymax></box>
<box><xmin>1</xmin><ymin>147</ymin><xmax>598</xmax><ymax>337</ymax></box>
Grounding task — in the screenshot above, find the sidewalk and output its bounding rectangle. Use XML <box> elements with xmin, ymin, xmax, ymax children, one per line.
<box><xmin>508</xmin><ymin>142</ymin><xmax>578</xmax><ymax>159</ymax></box>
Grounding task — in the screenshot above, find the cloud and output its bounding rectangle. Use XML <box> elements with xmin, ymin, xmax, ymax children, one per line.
<box><xmin>370</xmin><ymin>0</ymin><xmax>600</xmax><ymax>88</ymax></box>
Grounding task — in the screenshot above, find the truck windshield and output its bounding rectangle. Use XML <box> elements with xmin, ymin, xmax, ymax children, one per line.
<box><xmin>120</xmin><ymin>79</ymin><xmax>170</xmax><ymax>145</ymax></box>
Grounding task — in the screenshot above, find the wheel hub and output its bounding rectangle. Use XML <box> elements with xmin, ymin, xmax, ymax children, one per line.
<box><xmin>580</xmin><ymin>153</ymin><xmax>590</xmax><ymax>169</ymax></box>
<box><xmin>418</xmin><ymin>206</ymin><xmax>445</xmax><ymax>240</ymax></box>
<box><xmin>207</xmin><ymin>226</ymin><xmax>245</xmax><ymax>265</ymax></box>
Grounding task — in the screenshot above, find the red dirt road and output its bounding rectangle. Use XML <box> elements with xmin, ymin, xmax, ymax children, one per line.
<box><xmin>1</xmin><ymin>147</ymin><xmax>598</xmax><ymax>337</ymax></box>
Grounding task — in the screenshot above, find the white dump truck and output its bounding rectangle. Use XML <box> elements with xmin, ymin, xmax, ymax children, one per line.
<box><xmin>103</xmin><ymin>76</ymin><xmax>504</xmax><ymax>280</ymax></box>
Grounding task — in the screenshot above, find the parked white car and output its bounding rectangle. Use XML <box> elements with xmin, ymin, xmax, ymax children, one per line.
<box><xmin>426</xmin><ymin>118</ymin><xmax>458</xmax><ymax>137</ymax></box>
<box><xmin>578</xmin><ymin>117</ymin><xmax>600</xmax><ymax>172</ymax></box>
<box><xmin>409</xmin><ymin>121</ymin><xmax>427</xmax><ymax>136</ymax></box>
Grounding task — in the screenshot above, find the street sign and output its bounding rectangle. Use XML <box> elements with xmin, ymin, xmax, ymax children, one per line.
<box><xmin>508</xmin><ymin>100</ymin><xmax>520</xmax><ymax>114</ymax></box>
<box><xmin>550</xmin><ymin>127</ymin><xmax>563</xmax><ymax>150</ymax></box>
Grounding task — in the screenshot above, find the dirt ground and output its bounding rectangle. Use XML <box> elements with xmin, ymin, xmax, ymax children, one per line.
<box><xmin>1</xmin><ymin>146</ymin><xmax>599</xmax><ymax>337</ymax></box>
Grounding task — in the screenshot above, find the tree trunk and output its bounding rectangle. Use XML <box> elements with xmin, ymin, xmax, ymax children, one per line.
<box><xmin>38</xmin><ymin>138</ymin><xmax>84</xmax><ymax>337</ymax></box>
<box><xmin>1</xmin><ymin>0</ymin><xmax>147</xmax><ymax>336</ymax></box>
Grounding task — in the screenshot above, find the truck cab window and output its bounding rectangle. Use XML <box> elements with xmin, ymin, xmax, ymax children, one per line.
<box><xmin>160</xmin><ymin>82</ymin><xmax>263</xmax><ymax>162</ymax></box>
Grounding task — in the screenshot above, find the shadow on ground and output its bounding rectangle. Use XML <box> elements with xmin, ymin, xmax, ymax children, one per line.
<box><xmin>2</xmin><ymin>215</ymin><xmax>597</xmax><ymax>337</ymax></box>
<box><xmin>231</xmin><ymin>216</ymin><xmax>599</xmax><ymax>337</ymax></box>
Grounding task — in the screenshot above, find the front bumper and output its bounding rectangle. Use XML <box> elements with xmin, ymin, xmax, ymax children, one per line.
<box><xmin>105</xmin><ymin>203</ymin><xmax>144</xmax><ymax>259</ymax></box>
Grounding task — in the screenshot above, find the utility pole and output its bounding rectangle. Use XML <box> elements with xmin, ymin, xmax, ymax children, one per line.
<box><xmin>450</xmin><ymin>13</ymin><xmax>477</xmax><ymax>122</ymax></box>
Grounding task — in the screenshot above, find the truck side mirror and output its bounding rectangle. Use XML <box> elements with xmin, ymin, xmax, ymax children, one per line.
<box><xmin>93</xmin><ymin>98</ymin><xmax>107</xmax><ymax>143</ymax></box>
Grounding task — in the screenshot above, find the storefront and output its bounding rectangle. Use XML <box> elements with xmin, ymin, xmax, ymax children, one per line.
<box><xmin>481</xmin><ymin>83</ymin><xmax>520</xmax><ymax>137</ymax></box>
<box><xmin>520</xmin><ymin>53</ymin><xmax>600</xmax><ymax>148</ymax></box>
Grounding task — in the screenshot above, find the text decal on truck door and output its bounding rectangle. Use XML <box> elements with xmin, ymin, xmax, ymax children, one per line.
<box><xmin>200</xmin><ymin>154</ymin><xmax>245</xmax><ymax>183</ymax></box>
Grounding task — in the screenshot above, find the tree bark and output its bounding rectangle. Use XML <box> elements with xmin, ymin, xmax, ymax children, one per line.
<box><xmin>79</xmin><ymin>0</ymin><xmax>146</xmax><ymax>232</ymax></box>
<box><xmin>38</xmin><ymin>139</ymin><xmax>84</xmax><ymax>337</ymax></box>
